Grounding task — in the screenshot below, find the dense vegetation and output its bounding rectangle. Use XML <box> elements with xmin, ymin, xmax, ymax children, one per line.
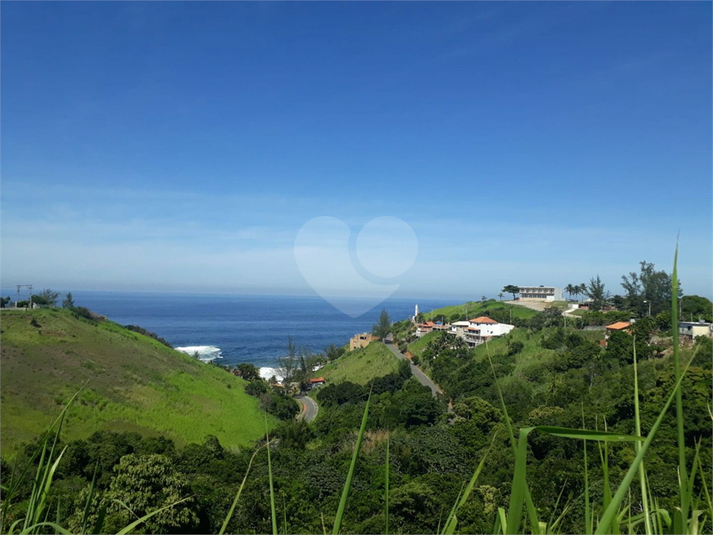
<box><xmin>1</xmin><ymin>265</ymin><xmax>711</xmax><ymax>534</ymax></box>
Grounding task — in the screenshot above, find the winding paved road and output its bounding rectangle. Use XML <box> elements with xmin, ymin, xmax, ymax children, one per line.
<box><xmin>384</xmin><ymin>338</ymin><xmax>443</xmax><ymax>397</ymax></box>
<box><xmin>296</xmin><ymin>395</ymin><xmax>319</xmax><ymax>423</ymax></box>
<box><xmin>295</xmin><ymin>337</ymin><xmax>448</xmax><ymax>423</ymax></box>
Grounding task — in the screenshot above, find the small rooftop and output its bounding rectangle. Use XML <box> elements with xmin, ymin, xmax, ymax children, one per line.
<box><xmin>606</xmin><ymin>321</ymin><xmax>632</xmax><ymax>331</ymax></box>
<box><xmin>469</xmin><ymin>316</ymin><xmax>498</xmax><ymax>324</ymax></box>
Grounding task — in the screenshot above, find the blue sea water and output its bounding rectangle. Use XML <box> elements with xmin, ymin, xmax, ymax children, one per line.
<box><xmin>14</xmin><ymin>291</ymin><xmax>454</xmax><ymax>372</ymax></box>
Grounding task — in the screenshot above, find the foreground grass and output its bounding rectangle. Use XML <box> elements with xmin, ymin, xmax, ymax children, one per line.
<box><xmin>1</xmin><ymin>308</ymin><xmax>276</xmax><ymax>454</ymax></box>
<box><xmin>317</xmin><ymin>341</ymin><xmax>400</xmax><ymax>385</ymax></box>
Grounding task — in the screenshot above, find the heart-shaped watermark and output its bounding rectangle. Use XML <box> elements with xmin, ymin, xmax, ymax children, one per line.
<box><xmin>294</xmin><ymin>216</ymin><xmax>418</xmax><ymax>317</ymax></box>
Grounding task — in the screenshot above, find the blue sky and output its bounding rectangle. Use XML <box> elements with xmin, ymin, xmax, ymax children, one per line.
<box><xmin>2</xmin><ymin>2</ymin><xmax>711</xmax><ymax>299</ymax></box>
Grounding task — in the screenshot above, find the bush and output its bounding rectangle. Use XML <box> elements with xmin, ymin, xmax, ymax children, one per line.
<box><xmin>125</xmin><ymin>324</ymin><xmax>173</xmax><ymax>348</ymax></box>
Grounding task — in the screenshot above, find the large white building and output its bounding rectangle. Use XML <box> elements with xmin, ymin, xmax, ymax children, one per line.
<box><xmin>518</xmin><ymin>286</ymin><xmax>564</xmax><ymax>302</ymax></box>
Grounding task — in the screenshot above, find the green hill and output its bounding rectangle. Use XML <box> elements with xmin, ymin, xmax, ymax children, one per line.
<box><xmin>316</xmin><ymin>341</ymin><xmax>400</xmax><ymax>385</ymax></box>
<box><xmin>0</xmin><ymin>308</ymin><xmax>276</xmax><ymax>454</ymax></box>
<box><xmin>423</xmin><ymin>299</ymin><xmax>537</xmax><ymax>322</ymax></box>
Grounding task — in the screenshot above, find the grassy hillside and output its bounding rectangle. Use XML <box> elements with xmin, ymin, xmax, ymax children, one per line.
<box><xmin>316</xmin><ymin>341</ymin><xmax>400</xmax><ymax>385</ymax></box>
<box><xmin>0</xmin><ymin>308</ymin><xmax>276</xmax><ymax>454</ymax></box>
<box><xmin>423</xmin><ymin>299</ymin><xmax>537</xmax><ymax>321</ymax></box>
<box><xmin>407</xmin><ymin>330</ymin><xmax>440</xmax><ymax>358</ymax></box>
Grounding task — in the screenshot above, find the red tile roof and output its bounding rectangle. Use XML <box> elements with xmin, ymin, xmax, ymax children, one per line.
<box><xmin>310</xmin><ymin>377</ymin><xmax>325</xmax><ymax>383</ymax></box>
<box><xmin>469</xmin><ymin>316</ymin><xmax>498</xmax><ymax>324</ymax></box>
<box><xmin>606</xmin><ymin>322</ymin><xmax>631</xmax><ymax>331</ymax></box>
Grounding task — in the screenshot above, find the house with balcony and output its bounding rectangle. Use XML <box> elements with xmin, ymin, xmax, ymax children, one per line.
<box><xmin>450</xmin><ymin>316</ymin><xmax>515</xmax><ymax>347</ymax></box>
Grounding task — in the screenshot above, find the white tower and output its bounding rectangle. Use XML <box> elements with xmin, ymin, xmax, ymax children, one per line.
<box><xmin>414</xmin><ymin>304</ymin><xmax>419</xmax><ymax>321</ymax></box>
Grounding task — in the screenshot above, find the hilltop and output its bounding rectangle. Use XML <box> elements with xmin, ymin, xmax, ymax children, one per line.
<box><xmin>421</xmin><ymin>299</ymin><xmax>538</xmax><ymax>322</ymax></box>
<box><xmin>0</xmin><ymin>308</ymin><xmax>276</xmax><ymax>454</ymax></box>
<box><xmin>316</xmin><ymin>340</ymin><xmax>400</xmax><ymax>385</ymax></box>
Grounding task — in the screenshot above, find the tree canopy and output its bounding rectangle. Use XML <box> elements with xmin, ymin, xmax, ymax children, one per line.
<box><xmin>372</xmin><ymin>308</ymin><xmax>392</xmax><ymax>340</ymax></box>
<box><xmin>502</xmin><ymin>285</ymin><xmax>520</xmax><ymax>300</ymax></box>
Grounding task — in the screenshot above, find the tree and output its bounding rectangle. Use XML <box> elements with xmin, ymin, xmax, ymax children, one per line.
<box><xmin>0</xmin><ymin>296</ymin><xmax>10</xmax><ymax>308</ymax></box>
<box><xmin>62</xmin><ymin>292</ymin><xmax>75</xmax><ymax>309</ymax></box>
<box><xmin>325</xmin><ymin>343</ymin><xmax>345</xmax><ymax>362</ymax></box>
<box><xmin>237</xmin><ymin>362</ymin><xmax>260</xmax><ymax>381</ymax></box>
<box><xmin>578</xmin><ymin>283</ymin><xmax>587</xmax><ymax>302</ymax></box>
<box><xmin>101</xmin><ymin>454</ymin><xmax>198</xmax><ymax>533</ymax></box>
<box><xmin>278</xmin><ymin>336</ymin><xmax>299</xmax><ymax>383</ymax></box>
<box><xmin>565</xmin><ymin>284</ymin><xmax>575</xmax><ymax>300</ymax></box>
<box><xmin>621</xmin><ymin>261</ymin><xmax>681</xmax><ymax>317</ymax></box>
<box><xmin>498</xmin><ymin>293</ymin><xmax>504</xmax><ymax>301</ymax></box>
<box><xmin>585</xmin><ymin>275</ymin><xmax>608</xmax><ymax>312</ymax></box>
<box><xmin>373</xmin><ymin>308</ymin><xmax>392</xmax><ymax>340</ymax></box>
<box><xmin>681</xmin><ymin>295</ymin><xmax>713</xmax><ymax>321</ymax></box>
<box><xmin>502</xmin><ymin>285</ymin><xmax>520</xmax><ymax>300</ymax></box>
<box><xmin>37</xmin><ymin>288</ymin><xmax>60</xmax><ymax>306</ymax></box>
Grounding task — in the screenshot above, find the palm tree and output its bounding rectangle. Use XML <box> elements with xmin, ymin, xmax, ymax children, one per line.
<box><xmin>578</xmin><ymin>283</ymin><xmax>587</xmax><ymax>302</ymax></box>
<box><xmin>565</xmin><ymin>284</ymin><xmax>574</xmax><ymax>300</ymax></box>
<box><xmin>498</xmin><ymin>292</ymin><xmax>504</xmax><ymax>301</ymax></box>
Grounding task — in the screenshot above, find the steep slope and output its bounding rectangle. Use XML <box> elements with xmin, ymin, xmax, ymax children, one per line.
<box><xmin>317</xmin><ymin>341</ymin><xmax>400</xmax><ymax>385</ymax></box>
<box><xmin>0</xmin><ymin>309</ymin><xmax>275</xmax><ymax>454</ymax></box>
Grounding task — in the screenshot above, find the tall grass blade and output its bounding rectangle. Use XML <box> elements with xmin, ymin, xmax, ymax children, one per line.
<box><xmin>385</xmin><ymin>433</ymin><xmax>390</xmax><ymax>535</ymax></box>
<box><xmin>695</xmin><ymin>450</ymin><xmax>712</xmax><ymax>529</ymax></box>
<box><xmin>583</xmin><ymin>429</ymin><xmax>592</xmax><ymax>534</ymax></box>
<box><xmin>489</xmin><ymin>355</ymin><xmax>540</xmax><ymax>534</ymax></box>
<box><xmin>594</xmin><ymin>352</ymin><xmax>695</xmax><ymax>534</ymax></box>
<box><xmin>440</xmin><ymin>488</ymin><xmax>462</xmax><ymax>535</ymax></box>
<box><xmin>114</xmin><ymin>497</ymin><xmax>190</xmax><ymax>535</ymax></box>
<box><xmin>547</xmin><ymin>478</ymin><xmax>569</xmax><ymax>533</ymax></box>
<box><xmin>282</xmin><ymin>494</ymin><xmax>287</xmax><ymax>535</ymax></box>
<box><xmin>671</xmin><ymin>241</ymin><xmax>690</xmax><ymax>526</ymax></box>
<box><xmin>81</xmin><ymin>462</ymin><xmax>100</xmax><ymax>535</ymax></box>
<box><xmin>91</xmin><ymin>503</ymin><xmax>107</xmax><ymax>535</ymax></box>
<box><xmin>17</xmin><ymin>522</ymin><xmax>72</xmax><ymax>535</ymax></box>
<box><xmin>219</xmin><ymin>443</ymin><xmax>268</xmax><ymax>535</ymax></box>
<box><xmin>507</xmin><ymin>426</ymin><xmax>642</xmax><ymax>535</ymax></box>
<box><xmin>442</xmin><ymin>433</ymin><xmax>496</xmax><ymax>535</ymax></box>
<box><xmin>266</xmin><ymin>416</ymin><xmax>278</xmax><ymax>535</ymax></box>
<box><xmin>332</xmin><ymin>390</ymin><xmax>372</xmax><ymax>535</ymax></box>
<box><xmin>633</xmin><ymin>336</ymin><xmax>653</xmax><ymax>535</ymax></box>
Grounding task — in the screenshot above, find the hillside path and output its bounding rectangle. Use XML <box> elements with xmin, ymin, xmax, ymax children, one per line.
<box><xmin>384</xmin><ymin>337</ymin><xmax>443</xmax><ymax>397</ymax></box>
<box><xmin>296</xmin><ymin>395</ymin><xmax>319</xmax><ymax>423</ymax></box>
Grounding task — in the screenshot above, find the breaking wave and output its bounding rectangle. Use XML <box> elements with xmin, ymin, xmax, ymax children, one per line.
<box><xmin>175</xmin><ymin>345</ymin><xmax>223</xmax><ymax>363</ymax></box>
<box><xmin>259</xmin><ymin>367</ymin><xmax>284</xmax><ymax>382</ymax></box>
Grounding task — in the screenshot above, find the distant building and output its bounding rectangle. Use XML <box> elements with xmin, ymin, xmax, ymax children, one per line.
<box><xmin>350</xmin><ymin>332</ymin><xmax>377</xmax><ymax>351</ymax></box>
<box><xmin>678</xmin><ymin>321</ymin><xmax>712</xmax><ymax>342</ymax></box>
<box><xmin>606</xmin><ymin>321</ymin><xmax>633</xmax><ymax>332</ymax></box>
<box><xmin>603</xmin><ymin>321</ymin><xmax>633</xmax><ymax>345</ymax></box>
<box><xmin>309</xmin><ymin>377</ymin><xmax>325</xmax><ymax>387</ymax></box>
<box><xmin>415</xmin><ymin>321</ymin><xmax>449</xmax><ymax>338</ymax></box>
<box><xmin>519</xmin><ymin>286</ymin><xmax>564</xmax><ymax>302</ymax></box>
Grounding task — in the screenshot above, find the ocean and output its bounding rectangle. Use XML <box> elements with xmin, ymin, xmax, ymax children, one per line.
<box><xmin>8</xmin><ymin>290</ymin><xmax>455</xmax><ymax>376</ymax></box>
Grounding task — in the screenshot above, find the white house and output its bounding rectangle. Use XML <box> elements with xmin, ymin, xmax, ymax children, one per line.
<box><xmin>449</xmin><ymin>316</ymin><xmax>515</xmax><ymax>347</ymax></box>
<box><xmin>678</xmin><ymin>321</ymin><xmax>712</xmax><ymax>342</ymax></box>
<box><xmin>469</xmin><ymin>316</ymin><xmax>515</xmax><ymax>336</ymax></box>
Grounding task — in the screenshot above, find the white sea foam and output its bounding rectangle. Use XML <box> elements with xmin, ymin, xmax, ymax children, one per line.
<box><xmin>175</xmin><ymin>345</ymin><xmax>223</xmax><ymax>363</ymax></box>
<box><xmin>259</xmin><ymin>367</ymin><xmax>284</xmax><ymax>382</ymax></box>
